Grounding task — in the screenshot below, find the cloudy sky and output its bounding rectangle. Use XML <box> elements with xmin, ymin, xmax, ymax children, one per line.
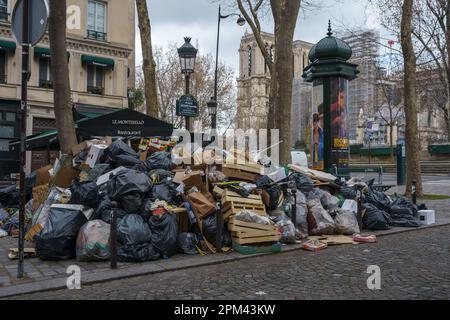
<box><xmin>136</xmin><ymin>0</ymin><xmax>382</xmax><ymax>75</ymax></box>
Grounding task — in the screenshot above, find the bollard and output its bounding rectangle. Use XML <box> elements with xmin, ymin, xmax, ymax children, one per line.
<box><xmin>356</xmin><ymin>189</ymin><xmax>363</xmax><ymax>231</ymax></box>
<box><xmin>110</xmin><ymin>201</ymin><xmax>118</xmax><ymax>269</ymax></box>
<box><xmin>412</xmin><ymin>180</ymin><xmax>417</xmax><ymax>205</ymax></box>
<box><xmin>291</xmin><ymin>188</ymin><xmax>297</xmax><ymax>228</ymax></box>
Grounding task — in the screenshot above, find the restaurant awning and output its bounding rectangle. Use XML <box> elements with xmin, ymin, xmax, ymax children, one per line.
<box><xmin>0</xmin><ymin>39</ymin><xmax>16</xmax><ymax>52</ymax></box>
<box><xmin>76</xmin><ymin>109</ymin><xmax>174</xmax><ymax>138</ymax></box>
<box><xmin>81</xmin><ymin>54</ymin><xmax>115</xmax><ymax>70</ymax></box>
<box><xmin>34</xmin><ymin>47</ymin><xmax>70</xmax><ymax>60</ymax></box>
<box><xmin>10</xmin><ymin>109</ymin><xmax>174</xmax><ymax>151</ymax></box>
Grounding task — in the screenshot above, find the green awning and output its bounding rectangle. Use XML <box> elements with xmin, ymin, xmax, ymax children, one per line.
<box><xmin>81</xmin><ymin>55</ymin><xmax>114</xmax><ymax>69</ymax></box>
<box><xmin>0</xmin><ymin>39</ymin><xmax>16</xmax><ymax>52</ymax></box>
<box><xmin>34</xmin><ymin>47</ymin><xmax>70</xmax><ymax>59</ymax></box>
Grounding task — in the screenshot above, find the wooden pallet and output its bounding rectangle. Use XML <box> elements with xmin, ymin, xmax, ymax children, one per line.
<box><xmin>221</xmin><ymin>190</ymin><xmax>266</xmax><ymax>221</ymax></box>
<box><xmin>229</xmin><ymin>218</ymin><xmax>279</xmax><ymax>245</ymax></box>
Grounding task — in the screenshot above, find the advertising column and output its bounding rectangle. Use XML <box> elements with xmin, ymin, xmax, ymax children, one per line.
<box><xmin>311</xmin><ymin>79</ymin><xmax>324</xmax><ymax>170</ymax></box>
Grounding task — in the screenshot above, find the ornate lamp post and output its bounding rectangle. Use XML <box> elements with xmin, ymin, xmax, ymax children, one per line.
<box><xmin>302</xmin><ymin>21</ymin><xmax>359</xmax><ymax>173</ymax></box>
<box><xmin>210</xmin><ymin>5</ymin><xmax>245</xmax><ymax>130</ymax></box>
<box><xmin>177</xmin><ymin>37</ymin><xmax>198</xmax><ymax>131</ymax></box>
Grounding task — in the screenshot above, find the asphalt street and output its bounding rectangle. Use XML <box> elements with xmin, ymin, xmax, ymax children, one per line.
<box><xmin>10</xmin><ymin>225</ymin><xmax>450</xmax><ymax>300</ymax></box>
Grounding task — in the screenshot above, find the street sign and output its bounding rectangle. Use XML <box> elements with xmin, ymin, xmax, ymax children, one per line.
<box><xmin>11</xmin><ymin>0</ymin><xmax>49</xmax><ymax>46</ymax></box>
<box><xmin>176</xmin><ymin>94</ymin><xmax>199</xmax><ymax>117</ymax></box>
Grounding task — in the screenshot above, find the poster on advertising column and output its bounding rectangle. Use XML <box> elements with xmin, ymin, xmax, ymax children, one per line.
<box><xmin>330</xmin><ymin>77</ymin><xmax>350</xmax><ymax>168</ymax></box>
<box><xmin>311</xmin><ymin>79</ymin><xmax>324</xmax><ymax>170</ymax></box>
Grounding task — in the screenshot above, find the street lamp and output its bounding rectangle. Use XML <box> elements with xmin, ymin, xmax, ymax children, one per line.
<box><xmin>177</xmin><ymin>37</ymin><xmax>198</xmax><ymax>131</ymax></box>
<box><xmin>211</xmin><ymin>5</ymin><xmax>245</xmax><ymax>130</ymax></box>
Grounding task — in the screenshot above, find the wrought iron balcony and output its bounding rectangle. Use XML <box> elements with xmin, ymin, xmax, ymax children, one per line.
<box><xmin>39</xmin><ymin>79</ymin><xmax>53</xmax><ymax>89</ymax></box>
<box><xmin>87</xmin><ymin>29</ymin><xmax>107</xmax><ymax>42</ymax></box>
<box><xmin>0</xmin><ymin>74</ymin><xmax>6</xmax><ymax>84</ymax></box>
<box><xmin>87</xmin><ymin>85</ymin><xmax>105</xmax><ymax>95</ymax></box>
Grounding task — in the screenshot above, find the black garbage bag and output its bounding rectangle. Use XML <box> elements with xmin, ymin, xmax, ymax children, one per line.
<box><xmin>149</xmin><ymin>169</ymin><xmax>173</xmax><ymax>183</ymax></box>
<box><xmin>288</xmin><ymin>172</ymin><xmax>314</xmax><ymax>194</ymax></box>
<box><xmin>146</xmin><ymin>151</ymin><xmax>174</xmax><ymax>171</ymax></box>
<box><xmin>120</xmin><ymin>193</ymin><xmax>143</xmax><ymax>213</ymax></box>
<box><xmin>148</xmin><ymin>213</ymin><xmax>178</xmax><ymax>259</ymax></box>
<box><xmin>140</xmin><ymin>198</ymin><xmax>153</xmax><ymax>222</ymax></box>
<box><xmin>255</xmin><ymin>175</ymin><xmax>273</xmax><ymax>188</ymax></box>
<box><xmin>390</xmin><ymin>196</ymin><xmax>418</xmax><ymax>217</ymax></box>
<box><xmin>0</xmin><ymin>185</ymin><xmax>19</xmax><ymax>207</ymax></box>
<box><xmin>100</xmin><ymin>208</ymin><xmax>127</xmax><ymax>224</ymax></box>
<box><xmin>201</xmin><ymin>214</ymin><xmax>232</xmax><ymax>247</ymax></box>
<box><xmin>362</xmin><ymin>203</ymin><xmax>391</xmax><ymax>230</ymax></box>
<box><xmin>150</xmin><ymin>179</ymin><xmax>179</xmax><ymax>203</ymax></box>
<box><xmin>94</xmin><ymin>193</ymin><xmax>111</xmax><ymax>220</ymax></box>
<box><xmin>340</xmin><ymin>186</ymin><xmax>358</xmax><ymax>199</ymax></box>
<box><xmin>70</xmin><ymin>179</ymin><xmax>99</xmax><ymax>209</ymax></box>
<box><xmin>255</xmin><ymin>176</ymin><xmax>281</xmax><ymax>210</ymax></box>
<box><xmin>25</xmin><ymin>172</ymin><xmax>36</xmax><ymax>200</ymax></box>
<box><xmin>266</xmin><ymin>185</ymin><xmax>282</xmax><ymax>210</ymax></box>
<box><xmin>114</xmin><ymin>154</ymin><xmax>143</xmax><ymax>168</ymax></box>
<box><xmin>389</xmin><ymin>205</ymin><xmax>420</xmax><ymax>228</ymax></box>
<box><xmin>86</xmin><ymin>164</ymin><xmax>111</xmax><ymax>182</ymax></box>
<box><xmin>117</xmin><ymin>243</ymin><xmax>160</xmax><ymax>262</ymax></box>
<box><xmin>35</xmin><ymin>206</ymin><xmax>88</xmax><ymax>260</ymax></box>
<box><xmin>117</xmin><ymin>214</ymin><xmax>152</xmax><ymax>245</ymax></box>
<box><xmin>74</xmin><ymin>149</ymin><xmax>89</xmax><ymax>166</ymax></box>
<box><xmin>107</xmin><ymin>168</ymin><xmax>152</xmax><ymax>200</ymax></box>
<box><xmin>365</xmin><ymin>187</ymin><xmax>392</xmax><ymax>211</ymax></box>
<box><xmin>176</xmin><ymin>232</ymin><xmax>200</xmax><ymax>255</ymax></box>
<box><xmin>102</xmin><ymin>140</ymin><xmax>139</xmax><ymax>165</ymax></box>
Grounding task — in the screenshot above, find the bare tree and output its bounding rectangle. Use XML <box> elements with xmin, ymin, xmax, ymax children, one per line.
<box><xmin>48</xmin><ymin>0</ymin><xmax>77</xmax><ymax>156</ymax></box>
<box><xmin>401</xmin><ymin>0</ymin><xmax>424</xmax><ymax>197</ymax></box>
<box><xmin>136</xmin><ymin>0</ymin><xmax>158</xmax><ymax>117</ymax></box>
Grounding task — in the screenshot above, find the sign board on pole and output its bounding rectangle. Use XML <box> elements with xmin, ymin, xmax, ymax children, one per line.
<box><xmin>176</xmin><ymin>94</ymin><xmax>199</xmax><ymax>117</ymax></box>
<box><xmin>11</xmin><ymin>0</ymin><xmax>49</xmax><ymax>46</ymax></box>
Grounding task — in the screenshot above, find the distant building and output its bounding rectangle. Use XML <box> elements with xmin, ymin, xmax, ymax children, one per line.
<box><xmin>236</xmin><ymin>31</ymin><xmax>313</xmax><ymax>147</ymax></box>
<box><xmin>341</xmin><ymin>30</ymin><xmax>379</xmax><ymax>143</ymax></box>
<box><xmin>0</xmin><ymin>0</ymin><xmax>136</xmax><ymax>177</ymax></box>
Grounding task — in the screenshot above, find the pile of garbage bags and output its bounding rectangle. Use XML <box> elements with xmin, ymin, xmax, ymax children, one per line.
<box><xmin>0</xmin><ymin>135</ymin><xmax>426</xmax><ymax>263</ymax></box>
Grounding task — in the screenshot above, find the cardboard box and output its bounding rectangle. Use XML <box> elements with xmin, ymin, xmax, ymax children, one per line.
<box><xmin>35</xmin><ymin>164</ymin><xmax>53</xmax><ymax>186</ymax></box>
<box><xmin>71</xmin><ymin>136</ymin><xmax>112</xmax><ymax>156</ymax></box>
<box><xmin>173</xmin><ymin>170</ymin><xmax>205</xmax><ymax>191</ymax></box>
<box><xmin>52</xmin><ymin>166</ymin><xmax>79</xmax><ymax>188</ymax></box>
<box><xmin>85</xmin><ymin>144</ymin><xmax>109</xmax><ymax>168</ymax></box>
<box><xmin>139</xmin><ymin>150</ymin><xmax>148</xmax><ymax>161</ymax></box>
<box><xmin>187</xmin><ymin>192</ymin><xmax>216</xmax><ymax>218</ymax></box>
<box><xmin>418</xmin><ymin>210</ymin><xmax>435</xmax><ymax>225</ymax></box>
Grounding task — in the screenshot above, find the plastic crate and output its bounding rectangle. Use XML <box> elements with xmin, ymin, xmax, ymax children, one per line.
<box><xmin>232</xmin><ymin>242</ymin><xmax>282</xmax><ymax>255</ymax></box>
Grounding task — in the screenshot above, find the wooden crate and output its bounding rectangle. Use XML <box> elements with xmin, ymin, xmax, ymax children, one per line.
<box><xmin>222</xmin><ymin>167</ymin><xmax>260</xmax><ymax>182</ymax></box>
<box><xmin>223</xmin><ymin>163</ymin><xmax>264</xmax><ymax>175</ymax></box>
<box><xmin>221</xmin><ymin>190</ymin><xmax>266</xmax><ymax>221</ymax></box>
<box><xmin>228</xmin><ymin>218</ymin><xmax>279</xmax><ymax>245</ymax></box>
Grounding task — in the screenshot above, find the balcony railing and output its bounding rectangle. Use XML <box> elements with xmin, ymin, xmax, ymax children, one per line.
<box><xmin>0</xmin><ymin>9</ymin><xmax>7</xmax><ymax>22</ymax></box>
<box><xmin>39</xmin><ymin>79</ymin><xmax>53</xmax><ymax>89</ymax></box>
<box><xmin>87</xmin><ymin>30</ymin><xmax>107</xmax><ymax>42</ymax></box>
<box><xmin>87</xmin><ymin>85</ymin><xmax>105</xmax><ymax>95</ymax></box>
<box><xmin>0</xmin><ymin>74</ymin><xmax>6</xmax><ymax>84</ymax></box>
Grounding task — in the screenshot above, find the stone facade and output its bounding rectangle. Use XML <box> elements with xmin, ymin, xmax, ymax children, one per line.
<box><xmin>236</xmin><ymin>31</ymin><xmax>313</xmax><ymax>147</ymax></box>
<box><xmin>0</xmin><ymin>0</ymin><xmax>135</xmax><ymax>176</ymax></box>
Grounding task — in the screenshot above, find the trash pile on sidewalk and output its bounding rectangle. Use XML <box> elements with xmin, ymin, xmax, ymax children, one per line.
<box><xmin>0</xmin><ymin>137</ymin><xmax>427</xmax><ymax>261</ymax></box>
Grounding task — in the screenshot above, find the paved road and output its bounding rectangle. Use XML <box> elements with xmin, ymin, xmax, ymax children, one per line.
<box><xmin>10</xmin><ymin>225</ymin><xmax>450</xmax><ymax>300</ymax></box>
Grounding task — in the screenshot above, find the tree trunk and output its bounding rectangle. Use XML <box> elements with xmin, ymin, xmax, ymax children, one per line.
<box><xmin>389</xmin><ymin>123</ymin><xmax>394</xmax><ymax>162</ymax></box>
<box><xmin>48</xmin><ymin>0</ymin><xmax>78</xmax><ymax>156</ymax></box>
<box><xmin>270</xmin><ymin>0</ymin><xmax>301</xmax><ymax>165</ymax></box>
<box><xmin>446</xmin><ymin>0</ymin><xmax>450</xmax><ymax>141</ymax></box>
<box><xmin>400</xmin><ymin>0</ymin><xmax>423</xmax><ymax>197</ymax></box>
<box><xmin>136</xmin><ymin>0</ymin><xmax>158</xmax><ymax>117</ymax></box>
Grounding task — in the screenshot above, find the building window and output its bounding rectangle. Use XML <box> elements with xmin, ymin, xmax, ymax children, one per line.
<box><xmin>0</xmin><ymin>0</ymin><xmax>7</xmax><ymax>22</ymax></box>
<box><xmin>0</xmin><ymin>50</ymin><xmax>5</xmax><ymax>83</ymax></box>
<box><xmin>269</xmin><ymin>45</ymin><xmax>274</xmax><ymax>63</ymax></box>
<box><xmin>87</xmin><ymin>1</ymin><xmax>107</xmax><ymax>41</ymax></box>
<box><xmin>247</xmin><ymin>46</ymin><xmax>252</xmax><ymax>77</ymax></box>
<box><xmin>87</xmin><ymin>64</ymin><xmax>105</xmax><ymax>95</ymax></box>
<box><xmin>39</xmin><ymin>57</ymin><xmax>52</xmax><ymax>88</ymax></box>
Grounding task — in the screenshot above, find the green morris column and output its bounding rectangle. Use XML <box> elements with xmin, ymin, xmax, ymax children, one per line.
<box><xmin>303</xmin><ymin>22</ymin><xmax>359</xmax><ymax>173</ymax></box>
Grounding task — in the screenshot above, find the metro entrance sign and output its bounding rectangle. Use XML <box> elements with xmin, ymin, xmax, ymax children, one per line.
<box><xmin>176</xmin><ymin>94</ymin><xmax>199</xmax><ymax>117</ymax></box>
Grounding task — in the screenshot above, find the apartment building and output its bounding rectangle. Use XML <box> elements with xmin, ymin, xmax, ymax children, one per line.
<box><xmin>0</xmin><ymin>0</ymin><xmax>135</xmax><ymax>177</ymax></box>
